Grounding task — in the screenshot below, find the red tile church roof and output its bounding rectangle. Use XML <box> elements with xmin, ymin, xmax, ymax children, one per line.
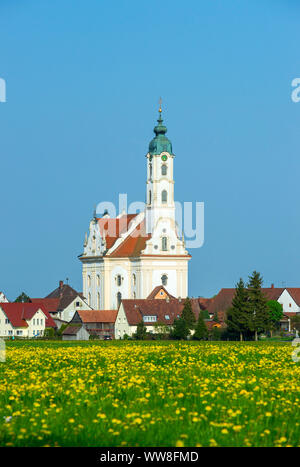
<box><xmin>108</xmin><ymin>219</ymin><xmax>151</xmax><ymax>258</ymax></box>
<box><xmin>98</xmin><ymin>214</ymin><xmax>139</xmax><ymax>251</ymax></box>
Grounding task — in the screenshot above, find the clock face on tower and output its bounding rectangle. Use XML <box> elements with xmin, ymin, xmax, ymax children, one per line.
<box><xmin>161</xmin><ymin>154</ymin><xmax>167</xmax><ymax>161</ymax></box>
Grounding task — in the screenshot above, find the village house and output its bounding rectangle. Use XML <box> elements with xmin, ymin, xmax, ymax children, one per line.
<box><xmin>0</xmin><ymin>292</ymin><xmax>9</xmax><ymax>303</ymax></box>
<box><xmin>31</xmin><ymin>280</ymin><xmax>92</xmax><ymax>323</ymax></box>
<box><xmin>115</xmin><ymin>286</ymin><xmax>206</xmax><ymax>339</ymax></box>
<box><xmin>0</xmin><ymin>303</ymin><xmax>56</xmax><ymax>338</ymax></box>
<box><xmin>69</xmin><ymin>309</ymin><xmax>117</xmax><ymax>339</ymax></box>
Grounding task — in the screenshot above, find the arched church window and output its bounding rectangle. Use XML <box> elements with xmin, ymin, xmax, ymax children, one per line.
<box><xmin>88</xmin><ymin>292</ymin><xmax>91</xmax><ymax>306</ymax></box>
<box><xmin>133</xmin><ymin>273</ymin><xmax>136</xmax><ymax>286</ymax></box>
<box><xmin>149</xmin><ymin>190</ymin><xmax>152</xmax><ymax>205</ymax></box>
<box><xmin>97</xmin><ymin>292</ymin><xmax>100</xmax><ymax>309</ymax></box>
<box><xmin>161</xmin><ymin>275</ymin><xmax>168</xmax><ymax>286</ymax></box>
<box><xmin>88</xmin><ymin>275</ymin><xmax>91</xmax><ymax>288</ymax></box>
<box><xmin>149</xmin><ymin>163</ymin><xmax>152</xmax><ymax>179</ymax></box>
<box><xmin>161</xmin><ymin>164</ymin><xmax>167</xmax><ymax>176</ymax></box>
<box><xmin>117</xmin><ymin>292</ymin><xmax>122</xmax><ymax>307</ymax></box>
<box><xmin>162</xmin><ymin>237</ymin><xmax>168</xmax><ymax>251</ymax></box>
<box><xmin>97</xmin><ymin>275</ymin><xmax>100</xmax><ymax>287</ymax></box>
<box><xmin>162</xmin><ymin>190</ymin><xmax>167</xmax><ymax>204</ymax></box>
<box><xmin>117</xmin><ymin>275</ymin><xmax>122</xmax><ymax>286</ymax></box>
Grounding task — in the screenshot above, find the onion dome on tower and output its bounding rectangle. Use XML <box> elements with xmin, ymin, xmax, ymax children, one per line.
<box><xmin>148</xmin><ymin>102</ymin><xmax>173</xmax><ymax>156</ymax></box>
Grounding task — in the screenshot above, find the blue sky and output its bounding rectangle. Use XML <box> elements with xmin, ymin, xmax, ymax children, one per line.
<box><xmin>0</xmin><ymin>0</ymin><xmax>300</xmax><ymax>300</ymax></box>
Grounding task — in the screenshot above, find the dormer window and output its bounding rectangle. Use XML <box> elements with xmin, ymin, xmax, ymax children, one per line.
<box><xmin>143</xmin><ymin>315</ymin><xmax>157</xmax><ymax>322</ymax></box>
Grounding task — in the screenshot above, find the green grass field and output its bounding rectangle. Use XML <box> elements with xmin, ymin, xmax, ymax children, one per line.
<box><xmin>0</xmin><ymin>340</ymin><xmax>299</xmax><ymax>447</ymax></box>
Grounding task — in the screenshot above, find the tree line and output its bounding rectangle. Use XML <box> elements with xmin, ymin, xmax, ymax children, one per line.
<box><xmin>226</xmin><ymin>271</ymin><xmax>283</xmax><ymax>341</ymax></box>
<box><xmin>134</xmin><ymin>270</ymin><xmax>300</xmax><ymax>341</ymax></box>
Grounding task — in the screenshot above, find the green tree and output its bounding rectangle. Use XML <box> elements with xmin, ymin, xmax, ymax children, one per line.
<box><xmin>135</xmin><ymin>319</ymin><xmax>147</xmax><ymax>340</ymax></box>
<box><xmin>226</xmin><ymin>278</ymin><xmax>250</xmax><ymax>341</ymax></box>
<box><xmin>14</xmin><ymin>292</ymin><xmax>31</xmax><ymax>303</ymax></box>
<box><xmin>200</xmin><ymin>309</ymin><xmax>210</xmax><ymax>320</ymax></box>
<box><xmin>170</xmin><ymin>317</ymin><xmax>190</xmax><ymax>340</ymax></box>
<box><xmin>248</xmin><ymin>271</ymin><xmax>269</xmax><ymax>341</ymax></box>
<box><xmin>181</xmin><ymin>297</ymin><xmax>196</xmax><ymax>329</ymax></box>
<box><xmin>291</xmin><ymin>314</ymin><xmax>300</xmax><ymax>332</ymax></box>
<box><xmin>43</xmin><ymin>327</ymin><xmax>55</xmax><ymax>338</ymax></box>
<box><xmin>193</xmin><ymin>312</ymin><xmax>208</xmax><ymax>340</ymax></box>
<box><xmin>267</xmin><ymin>300</ymin><xmax>283</xmax><ymax>336</ymax></box>
<box><xmin>210</xmin><ymin>326</ymin><xmax>222</xmax><ymax>341</ymax></box>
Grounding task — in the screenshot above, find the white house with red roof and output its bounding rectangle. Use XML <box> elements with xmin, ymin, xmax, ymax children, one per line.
<box><xmin>79</xmin><ymin>107</ymin><xmax>191</xmax><ymax>310</ymax></box>
<box><xmin>277</xmin><ymin>288</ymin><xmax>300</xmax><ymax>315</ymax></box>
<box><xmin>0</xmin><ymin>292</ymin><xmax>9</xmax><ymax>303</ymax></box>
<box><xmin>0</xmin><ymin>303</ymin><xmax>56</xmax><ymax>338</ymax></box>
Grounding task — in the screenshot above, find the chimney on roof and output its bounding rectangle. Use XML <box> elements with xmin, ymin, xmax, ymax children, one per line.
<box><xmin>59</xmin><ymin>280</ymin><xmax>64</xmax><ymax>289</ymax></box>
<box><xmin>271</xmin><ymin>283</ymin><xmax>274</xmax><ymax>289</ymax></box>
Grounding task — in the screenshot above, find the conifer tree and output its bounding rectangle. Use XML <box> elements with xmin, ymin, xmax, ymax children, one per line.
<box><xmin>248</xmin><ymin>271</ymin><xmax>269</xmax><ymax>341</ymax></box>
<box><xmin>170</xmin><ymin>317</ymin><xmax>190</xmax><ymax>340</ymax></box>
<box><xmin>193</xmin><ymin>312</ymin><xmax>208</xmax><ymax>340</ymax></box>
<box><xmin>135</xmin><ymin>319</ymin><xmax>147</xmax><ymax>340</ymax></box>
<box><xmin>181</xmin><ymin>297</ymin><xmax>196</xmax><ymax>329</ymax></box>
<box><xmin>14</xmin><ymin>292</ymin><xmax>31</xmax><ymax>303</ymax></box>
<box><xmin>226</xmin><ymin>278</ymin><xmax>250</xmax><ymax>341</ymax></box>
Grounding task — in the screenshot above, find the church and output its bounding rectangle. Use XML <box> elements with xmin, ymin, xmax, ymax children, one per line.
<box><xmin>78</xmin><ymin>106</ymin><xmax>191</xmax><ymax>310</ymax></box>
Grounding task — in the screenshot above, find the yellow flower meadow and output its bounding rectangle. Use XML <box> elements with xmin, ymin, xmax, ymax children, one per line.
<box><xmin>0</xmin><ymin>340</ymin><xmax>299</xmax><ymax>447</ymax></box>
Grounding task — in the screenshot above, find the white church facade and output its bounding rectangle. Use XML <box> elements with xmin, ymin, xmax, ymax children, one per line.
<box><xmin>79</xmin><ymin>107</ymin><xmax>191</xmax><ymax>310</ymax></box>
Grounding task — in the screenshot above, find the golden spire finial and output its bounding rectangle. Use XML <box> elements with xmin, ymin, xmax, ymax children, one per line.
<box><xmin>159</xmin><ymin>97</ymin><xmax>162</xmax><ymax>113</ymax></box>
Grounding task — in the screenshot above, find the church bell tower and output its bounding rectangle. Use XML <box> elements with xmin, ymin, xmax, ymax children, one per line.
<box><xmin>145</xmin><ymin>102</ymin><xmax>176</xmax><ymax>234</ymax></box>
